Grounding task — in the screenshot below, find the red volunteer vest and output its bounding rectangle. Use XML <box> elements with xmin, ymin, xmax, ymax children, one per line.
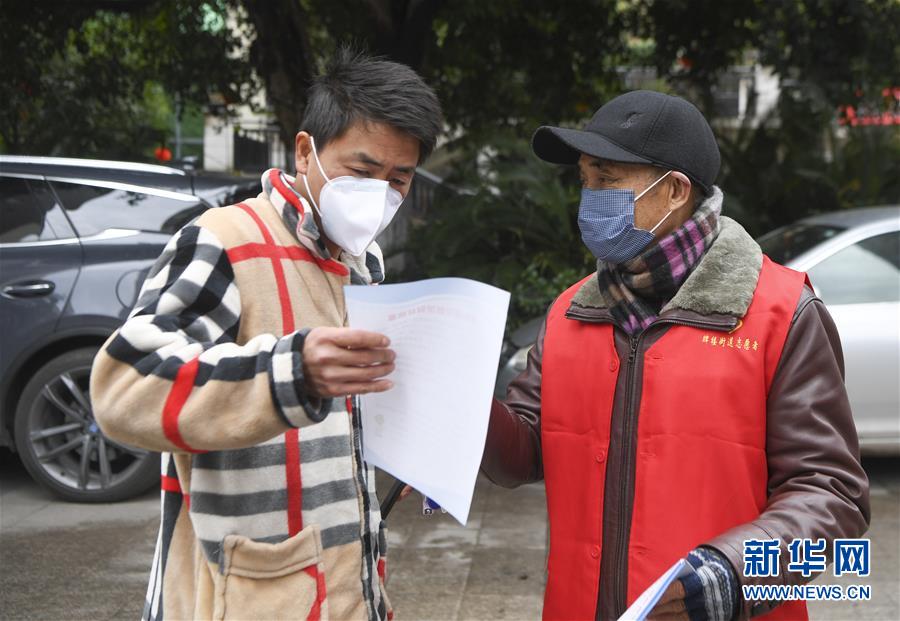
<box><xmin>540</xmin><ymin>257</ymin><xmax>808</xmax><ymax>621</ymax></box>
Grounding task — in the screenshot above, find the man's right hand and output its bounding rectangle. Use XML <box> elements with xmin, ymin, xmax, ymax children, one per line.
<box><xmin>302</xmin><ymin>327</ymin><xmax>396</xmax><ymax>398</ymax></box>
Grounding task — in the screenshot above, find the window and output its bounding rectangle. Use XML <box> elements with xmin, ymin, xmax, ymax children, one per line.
<box><xmin>758</xmin><ymin>223</ymin><xmax>846</xmax><ymax>265</ymax></box>
<box><xmin>0</xmin><ymin>177</ymin><xmax>60</xmax><ymax>243</ymax></box>
<box><xmin>49</xmin><ymin>181</ymin><xmax>205</xmax><ymax>237</ymax></box>
<box><xmin>808</xmin><ymin>232</ymin><xmax>900</xmax><ymax>304</ymax></box>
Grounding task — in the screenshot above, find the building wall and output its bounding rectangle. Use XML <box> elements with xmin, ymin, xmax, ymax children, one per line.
<box><xmin>204</xmin><ymin>103</ymin><xmax>288</xmax><ymax>173</ymax></box>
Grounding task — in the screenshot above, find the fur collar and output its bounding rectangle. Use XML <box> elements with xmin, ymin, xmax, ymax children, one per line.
<box><xmin>663</xmin><ymin>216</ymin><xmax>762</xmax><ymax>316</ymax></box>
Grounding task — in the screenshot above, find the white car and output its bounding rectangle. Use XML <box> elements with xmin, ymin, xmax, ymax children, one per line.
<box><xmin>496</xmin><ymin>206</ymin><xmax>900</xmax><ymax>455</ymax></box>
<box><xmin>758</xmin><ymin>205</ymin><xmax>900</xmax><ymax>455</ymax></box>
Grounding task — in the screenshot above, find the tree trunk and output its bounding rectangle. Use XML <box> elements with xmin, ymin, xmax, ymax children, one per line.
<box><xmin>240</xmin><ymin>0</ymin><xmax>317</xmax><ymax>156</ymax></box>
<box><xmin>239</xmin><ymin>0</ymin><xmax>444</xmax><ymax>157</ymax></box>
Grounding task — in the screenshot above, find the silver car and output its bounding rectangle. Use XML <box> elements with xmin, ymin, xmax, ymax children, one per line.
<box><xmin>758</xmin><ymin>206</ymin><xmax>900</xmax><ymax>455</ymax></box>
<box><xmin>496</xmin><ymin>206</ymin><xmax>900</xmax><ymax>455</ymax></box>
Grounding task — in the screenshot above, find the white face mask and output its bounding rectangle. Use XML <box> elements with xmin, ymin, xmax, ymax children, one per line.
<box><xmin>301</xmin><ymin>136</ymin><xmax>404</xmax><ymax>257</ymax></box>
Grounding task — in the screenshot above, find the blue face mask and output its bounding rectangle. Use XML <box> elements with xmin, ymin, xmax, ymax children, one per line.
<box><xmin>578</xmin><ymin>170</ymin><xmax>673</xmax><ymax>263</ymax></box>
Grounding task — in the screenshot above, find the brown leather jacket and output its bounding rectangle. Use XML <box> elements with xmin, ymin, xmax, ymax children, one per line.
<box><xmin>481</xmin><ymin>217</ymin><xmax>870</xmax><ymax>620</ymax></box>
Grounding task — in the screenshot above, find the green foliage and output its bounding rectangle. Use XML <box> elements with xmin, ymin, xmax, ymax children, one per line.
<box><xmin>1</xmin><ymin>20</ymin><xmax>159</xmax><ymax>157</ymax></box>
<box><xmin>831</xmin><ymin>126</ymin><xmax>900</xmax><ymax>208</ymax></box>
<box><xmin>752</xmin><ymin>0</ymin><xmax>900</xmax><ymax>107</ymax></box>
<box><xmin>718</xmin><ymin>85</ymin><xmax>900</xmax><ymax>237</ymax></box>
<box><xmin>406</xmin><ymin>0</ymin><xmax>900</xmax><ymax>318</ymax></box>
<box><xmin>635</xmin><ymin>0</ymin><xmax>900</xmax><ymax>237</ymax></box>
<box><xmin>285</xmin><ymin>0</ymin><xmax>628</xmax><ymax>146</ymax></box>
<box><xmin>403</xmin><ymin>132</ymin><xmax>594</xmax><ymax>327</ymax></box>
<box><xmin>2</xmin><ymin>0</ymin><xmax>898</xmax><ymax>319</ymax></box>
<box><xmin>636</xmin><ymin>0</ymin><xmax>900</xmax><ymax>111</ymax></box>
<box><xmin>419</xmin><ymin>0</ymin><xmax>628</xmax><ymax>143</ymax></box>
<box><xmin>0</xmin><ymin>0</ymin><xmax>253</xmax><ymax>158</ymax></box>
<box><xmin>632</xmin><ymin>0</ymin><xmax>759</xmax><ymax>106</ymax></box>
<box><xmin>718</xmin><ymin>86</ymin><xmax>839</xmax><ymax>235</ymax></box>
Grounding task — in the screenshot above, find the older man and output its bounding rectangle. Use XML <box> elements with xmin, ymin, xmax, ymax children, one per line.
<box><xmin>481</xmin><ymin>90</ymin><xmax>869</xmax><ymax>621</ymax></box>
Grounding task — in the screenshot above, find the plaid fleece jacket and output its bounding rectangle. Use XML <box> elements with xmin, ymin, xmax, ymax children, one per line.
<box><xmin>91</xmin><ymin>169</ymin><xmax>391</xmax><ymax>621</ymax></box>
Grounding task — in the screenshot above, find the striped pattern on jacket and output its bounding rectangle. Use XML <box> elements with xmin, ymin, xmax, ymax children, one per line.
<box><xmin>91</xmin><ymin>169</ymin><xmax>391</xmax><ymax>621</ymax></box>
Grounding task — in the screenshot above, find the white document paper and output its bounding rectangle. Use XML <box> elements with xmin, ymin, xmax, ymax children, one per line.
<box><xmin>344</xmin><ymin>277</ymin><xmax>510</xmax><ymax>525</ymax></box>
<box><xmin>617</xmin><ymin>558</ymin><xmax>694</xmax><ymax>621</ymax></box>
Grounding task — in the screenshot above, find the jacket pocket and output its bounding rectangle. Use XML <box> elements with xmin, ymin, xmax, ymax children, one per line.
<box><xmin>213</xmin><ymin>524</ymin><xmax>327</xmax><ymax>621</ymax></box>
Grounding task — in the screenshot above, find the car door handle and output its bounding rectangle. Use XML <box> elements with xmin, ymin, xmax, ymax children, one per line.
<box><xmin>2</xmin><ymin>281</ymin><xmax>56</xmax><ymax>298</ymax></box>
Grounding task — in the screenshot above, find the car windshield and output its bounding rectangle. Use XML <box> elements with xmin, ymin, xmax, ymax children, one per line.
<box><xmin>757</xmin><ymin>223</ymin><xmax>846</xmax><ymax>264</ymax></box>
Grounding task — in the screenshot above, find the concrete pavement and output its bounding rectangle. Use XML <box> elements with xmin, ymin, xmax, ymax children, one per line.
<box><xmin>2</xmin><ymin>449</ymin><xmax>898</xmax><ymax>620</ymax></box>
<box><xmin>1</xmin><ymin>447</ymin><xmax>158</xmax><ymax>620</ymax></box>
<box><xmin>378</xmin><ymin>471</ymin><xmax>547</xmax><ymax>620</ymax></box>
<box><xmin>0</xmin><ymin>449</ymin><xmax>547</xmax><ymax>621</ymax></box>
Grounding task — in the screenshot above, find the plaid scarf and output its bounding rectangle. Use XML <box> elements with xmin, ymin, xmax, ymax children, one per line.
<box><xmin>595</xmin><ymin>188</ymin><xmax>722</xmax><ymax>334</ymax></box>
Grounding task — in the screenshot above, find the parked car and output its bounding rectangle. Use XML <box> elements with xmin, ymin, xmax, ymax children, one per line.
<box><xmin>494</xmin><ymin>316</ymin><xmax>544</xmax><ymax>400</ymax></box>
<box><xmin>496</xmin><ymin>206</ymin><xmax>900</xmax><ymax>455</ymax></box>
<box><xmin>759</xmin><ymin>206</ymin><xmax>900</xmax><ymax>454</ymax></box>
<box><xmin>0</xmin><ymin>156</ymin><xmax>260</xmax><ymax>501</ymax></box>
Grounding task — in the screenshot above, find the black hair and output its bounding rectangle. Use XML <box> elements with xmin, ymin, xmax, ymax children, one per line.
<box><xmin>301</xmin><ymin>47</ymin><xmax>443</xmax><ymax>164</ymax></box>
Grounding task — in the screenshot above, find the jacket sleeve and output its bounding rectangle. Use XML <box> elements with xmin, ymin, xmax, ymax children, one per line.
<box><xmin>90</xmin><ymin>223</ymin><xmax>331</xmax><ymax>454</ymax></box>
<box><xmin>480</xmin><ymin>319</ymin><xmax>546</xmax><ymax>487</ymax></box>
<box><xmin>704</xmin><ymin>287</ymin><xmax>871</xmax><ymax>619</ymax></box>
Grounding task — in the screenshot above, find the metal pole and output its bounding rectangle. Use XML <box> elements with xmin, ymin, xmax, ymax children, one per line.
<box><xmin>174</xmin><ymin>93</ymin><xmax>183</xmax><ymax>161</ymax></box>
<box><xmin>380</xmin><ymin>479</ymin><xmax>407</xmax><ymax>519</ymax></box>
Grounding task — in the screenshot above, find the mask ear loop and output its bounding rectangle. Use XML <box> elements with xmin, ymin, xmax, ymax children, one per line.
<box><xmin>634</xmin><ymin>169</ymin><xmax>672</xmax><ymax>201</ymax></box>
<box><xmin>301</xmin><ymin>136</ymin><xmax>330</xmax><ymax>216</ymax></box>
<box><xmin>649</xmin><ymin>207</ymin><xmax>674</xmax><ymax>234</ymax></box>
<box><xmin>308</xmin><ymin>136</ymin><xmax>331</xmax><ymax>183</ymax></box>
<box><xmin>301</xmin><ymin>174</ymin><xmax>321</xmax><ymax>216</ymax></box>
<box><xmin>634</xmin><ymin>170</ymin><xmax>675</xmax><ymax>234</ymax></box>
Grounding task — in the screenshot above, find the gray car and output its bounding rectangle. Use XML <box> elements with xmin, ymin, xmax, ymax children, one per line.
<box><xmin>0</xmin><ymin>156</ymin><xmax>260</xmax><ymax>501</ymax></box>
<box><xmin>496</xmin><ymin>206</ymin><xmax>900</xmax><ymax>455</ymax></box>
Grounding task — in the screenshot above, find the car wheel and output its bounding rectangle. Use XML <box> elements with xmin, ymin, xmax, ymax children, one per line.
<box><xmin>13</xmin><ymin>347</ymin><xmax>160</xmax><ymax>502</ymax></box>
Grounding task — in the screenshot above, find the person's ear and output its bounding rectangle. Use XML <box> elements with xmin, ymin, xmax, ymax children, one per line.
<box><xmin>295</xmin><ymin>131</ymin><xmax>312</xmax><ymax>176</ymax></box>
<box><xmin>667</xmin><ymin>171</ymin><xmax>693</xmax><ymax>212</ymax></box>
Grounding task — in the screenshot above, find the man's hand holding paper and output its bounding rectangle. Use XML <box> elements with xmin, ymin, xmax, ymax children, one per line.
<box><xmin>302</xmin><ymin>327</ymin><xmax>396</xmax><ymax>397</ymax></box>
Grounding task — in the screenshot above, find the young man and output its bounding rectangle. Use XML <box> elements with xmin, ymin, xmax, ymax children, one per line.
<box><xmin>481</xmin><ymin>90</ymin><xmax>869</xmax><ymax>621</ymax></box>
<box><xmin>90</xmin><ymin>50</ymin><xmax>442</xmax><ymax>621</ymax></box>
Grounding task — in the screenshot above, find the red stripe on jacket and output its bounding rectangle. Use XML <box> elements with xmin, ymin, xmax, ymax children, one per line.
<box><xmin>285</xmin><ymin>428</ymin><xmax>303</xmax><ymax>536</ymax></box>
<box><xmin>304</xmin><ymin>564</ymin><xmax>328</xmax><ymax>621</ymax></box>
<box><xmin>242</xmin><ymin>181</ymin><xmax>350</xmax><ymax>277</ymax></box>
<box><xmin>236</xmin><ymin>203</ymin><xmax>295</xmax><ymax>333</ymax></box>
<box><xmin>227</xmin><ymin>242</ymin><xmax>348</xmax><ymax>276</ymax></box>
<box><xmin>161</xmin><ymin>474</ymin><xmax>190</xmax><ymax>508</ymax></box>
<box><xmin>234</xmin><ymin>201</ymin><xmax>312</xmax><ymax>538</ymax></box>
<box><xmin>268</xmin><ymin>169</ymin><xmax>306</xmax><ymax>220</ymax></box>
<box><xmin>161</xmin><ymin>357</ymin><xmax>204</xmax><ymax>453</ymax></box>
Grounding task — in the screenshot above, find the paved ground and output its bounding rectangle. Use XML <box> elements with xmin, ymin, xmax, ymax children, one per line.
<box><xmin>1</xmin><ymin>449</ymin><xmax>898</xmax><ymax>620</ymax></box>
<box><xmin>377</xmin><ymin>471</ymin><xmax>547</xmax><ymax>620</ymax></box>
<box><xmin>1</xmin><ymin>448</ymin><xmax>158</xmax><ymax>620</ymax></box>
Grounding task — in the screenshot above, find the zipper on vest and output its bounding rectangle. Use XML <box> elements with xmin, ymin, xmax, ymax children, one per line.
<box><xmin>610</xmin><ymin>315</ymin><xmax>737</xmax><ymax>616</ymax></box>
<box><xmin>613</xmin><ymin>333</ymin><xmax>642</xmax><ymax>615</ymax></box>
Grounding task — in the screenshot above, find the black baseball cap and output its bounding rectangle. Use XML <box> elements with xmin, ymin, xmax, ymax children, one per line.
<box><xmin>532</xmin><ymin>90</ymin><xmax>720</xmax><ymax>192</ymax></box>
